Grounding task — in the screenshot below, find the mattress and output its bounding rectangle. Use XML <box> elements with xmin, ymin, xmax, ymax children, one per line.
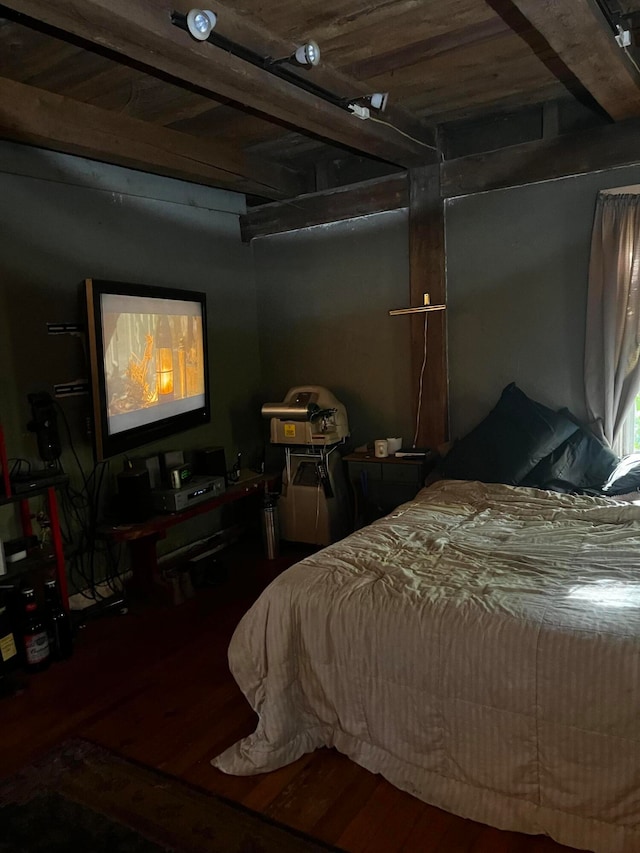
<box><xmin>213</xmin><ymin>480</ymin><xmax>640</xmax><ymax>853</ymax></box>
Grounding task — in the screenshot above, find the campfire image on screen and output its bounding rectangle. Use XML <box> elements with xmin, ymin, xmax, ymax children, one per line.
<box><xmin>103</xmin><ymin>311</ymin><xmax>204</xmax><ymax>418</ymax></box>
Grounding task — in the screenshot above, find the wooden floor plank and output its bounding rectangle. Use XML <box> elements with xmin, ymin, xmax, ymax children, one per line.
<box><xmin>0</xmin><ymin>541</ymin><xmax>581</xmax><ymax>853</ymax></box>
<box><xmin>399</xmin><ymin>804</ymin><xmax>458</xmax><ymax>852</ymax></box>
<box><xmin>241</xmin><ymin>753</ymin><xmax>316</xmax><ymax>812</ymax></box>
<box><xmin>309</xmin><ymin>758</ymin><xmax>380</xmax><ymax>845</ymax></box>
<box><xmin>432</xmin><ymin>815</ymin><xmax>486</xmax><ymax>852</ymax></box>
<box><xmin>336</xmin><ymin>779</ymin><xmax>428</xmax><ymax>852</ymax></box>
<box><xmin>265</xmin><ymin>748</ymin><xmax>368</xmax><ymax>833</ymax></box>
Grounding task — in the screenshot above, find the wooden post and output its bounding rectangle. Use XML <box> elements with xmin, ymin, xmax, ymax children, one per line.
<box><xmin>408</xmin><ymin>166</ymin><xmax>448</xmax><ymax>448</ymax></box>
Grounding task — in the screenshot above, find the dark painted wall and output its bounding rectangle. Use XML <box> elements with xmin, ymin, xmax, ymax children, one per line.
<box><xmin>254</xmin><ymin>163</ymin><xmax>640</xmax><ymax>453</ymax></box>
<box><xmin>5</xmin><ymin>140</ymin><xmax>640</xmax><ymax>570</ymax></box>
<box><xmin>0</xmin><ymin>142</ymin><xmax>260</xmax><ymax>553</ymax></box>
<box><xmin>446</xmin><ymin>163</ymin><xmax>640</xmax><ymax>438</ymax></box>
<box><xmin>253</xmin><ymin>211</ymin><xmax>413</xmax><ymax>451</ymax></box>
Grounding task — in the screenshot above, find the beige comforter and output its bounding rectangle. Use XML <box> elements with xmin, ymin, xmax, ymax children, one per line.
<box><xmin>213</xmin><ymin>480</ymin><xmax>640</xmax><ymax>853</ymax></box>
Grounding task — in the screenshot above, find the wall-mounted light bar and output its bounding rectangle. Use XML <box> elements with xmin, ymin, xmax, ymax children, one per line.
<box><xmin>388</xmin><ymin>304</ymin><xmax>446</xmax><ymax>316</ymax></box>
<box><xmin>388</xmin><ymin>292</ymin><xmax>446</xmax><ymax>317</ymax></box>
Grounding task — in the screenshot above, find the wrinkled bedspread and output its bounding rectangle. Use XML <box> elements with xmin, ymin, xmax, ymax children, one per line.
<box><xmin>213</xmin><ymin>480</ymin><xmax>640</xmax><ymax>853</ymax></box>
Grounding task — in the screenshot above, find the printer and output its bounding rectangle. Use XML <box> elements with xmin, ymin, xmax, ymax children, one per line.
<box><xmin>262</xmin><ymin>386</ymin><xmax>351</xmax><ymax>545</ymax></box>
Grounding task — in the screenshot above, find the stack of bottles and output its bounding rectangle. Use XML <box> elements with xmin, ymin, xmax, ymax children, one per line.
<box><xmin>21</xmin><ymin>579</ymin><xmax>73</xmax><ymax>671</ymax></box>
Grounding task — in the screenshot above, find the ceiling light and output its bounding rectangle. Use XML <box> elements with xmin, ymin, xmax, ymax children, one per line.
<box><xmin>294</xmin><ymin>40</ymin><xmax>321</xmax><ymax>66</ymax></box>
<box><xmin>344</xmin><ymin>92</ymin><xmax>390</xmax><ymax>114</ymax></box>
<box><xmin>368</xmin><ymin>92</ymin><xmax>388</xmax><ymax>112</ymax></box>
<box><xmin>186</xmin><ymin>8</ymin><xmax>217</xmax><ymax>40</ymax></box>
<box><xmin>172</xmin><ymin>11</ymin><xmax>333</xmax><ymax>103</ymax></box>
<box><xmin>268</xmin><ymin>40</ymin><xmax>321</xmax><ymax>69</ymax></box>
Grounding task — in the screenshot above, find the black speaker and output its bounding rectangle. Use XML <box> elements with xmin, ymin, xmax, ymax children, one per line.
<box><xmin>193</xmin><ymin>446</ymin><xmax>227</xmax><ymax>486</ymax></box>
<box><xmin>117</xmin><ymin>467</ymin><xmax>153</xmax><ymax>523</ymax></box>
<box><xmin>130</xmin><ymin>454</ymin><xmax>161</xmax><ymax>489</ymax></box>
<box><xmin>27</xmin><ymin>392</ymin><xmax>61</xmax><ymax>463</ymax></box>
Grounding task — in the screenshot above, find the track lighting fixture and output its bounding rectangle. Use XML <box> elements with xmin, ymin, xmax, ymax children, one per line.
<box><xmin>172</xmin><ymin>11</ymin><xmax>332</xmax><ymax>102</ymax></box>
<box><xmin>271</xmin><ymin>40</ymin><xmax>321</xmax><ymax>68</ymax></box>
<box><xmin>170</xmin><ymin>10</ymin><xmax>432</xmax><ymax>150</ymax></box>
<box><xmin>347</xmin><ymin>92</ymin><xmax>389</xmax><ymax>113</ymax></box>
<box><xmin>368</xmin><ymin>92</ymin><xmax>388</xmax><ymax>112</ymax></box>
<box><xmin>294</xmin><ymin>40</ymin><xmax>321</xmax><ymax>66</ymax></box>
<box><xmin>185</xmin><ymin>8</ymin><xmax>217</xmax><ymax>41</ymax></box>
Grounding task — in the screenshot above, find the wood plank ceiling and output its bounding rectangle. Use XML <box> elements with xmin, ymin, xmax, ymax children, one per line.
<box><xmin>0</xmin><ymin>0</ymin><xmax>639</xmax><ymax>200</ymax></box>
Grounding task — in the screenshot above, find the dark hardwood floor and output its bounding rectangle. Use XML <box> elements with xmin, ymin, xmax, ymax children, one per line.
<box><xmin>0</xmin><ymin>541</ymin><xmax>579</xmax><ymax>852</ymax></box>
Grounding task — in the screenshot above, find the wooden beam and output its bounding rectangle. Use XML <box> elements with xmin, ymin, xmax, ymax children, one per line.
<box><xmin>242</xmin><ymin>117</ymin><xmax>640</xmax><ymax>238</ymax></box>
<box><xmin>502</xmin><ymin>0</ymin><xmax>640</xmax><ymax>119</ymax></box>
<box><xmin>0</xmin><ymin>75</ymin><xmax>305</xmax><ymax>199</ymax></box>
<box><xmin>408</xmin><ymin>167</ymin><xmax>448</xmax><ymax>448</ymax></box>
<box><xmin>2</xmin><ymin>0</ymin><xmax>436</xmax><ymax>167</ymax></box>
<box><xmin>442</xmin><ymin>116</ymin><xmax>640</xmax><ymax>197</ymax></box>
<box><xmin>174</xmin><ymin>0</ymin><xmax>435</xmax><ymax>155</ymax></box>
<box><xmin>240</xmin><ymin>173</ymin><xmax>408</xmax><ymax>241</ymax></box>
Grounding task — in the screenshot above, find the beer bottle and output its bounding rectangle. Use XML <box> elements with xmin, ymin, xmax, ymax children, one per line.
<box><xmin>43</xmin><ymin>579</ymin><xmax>73</xmax><ymax>660</ymax></box>
<box><xmin>0</xmin><ymin>591</ymin><xmax>18</xmax><ymax>671</ymax></box>
<box><xmin>21</xmin><ymin>587</ymin><xmax>50</xmax><ymax>672</ymax></box>
<box><xmin>0</xmin><ymin>590</ymin><xmax>20</xmax><ymax>697</ymax></box>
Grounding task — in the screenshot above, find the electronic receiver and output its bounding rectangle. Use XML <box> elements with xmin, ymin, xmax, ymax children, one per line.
<box><xmin>151</xmin><ymin>474</ymin><xmax>225</xmax><ymax>513</ymax></box>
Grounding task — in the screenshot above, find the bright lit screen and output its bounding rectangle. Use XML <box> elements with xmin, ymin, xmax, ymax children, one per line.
<box><xmin>101</xmin><ymin>293</ymin><xmax>205</xmax><ymax>437</ymax></box>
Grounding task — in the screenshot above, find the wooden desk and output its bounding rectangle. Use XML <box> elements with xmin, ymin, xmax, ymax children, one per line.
<box><xmin>105</xmin><ymin>473</ymin><xmax>274</xmax><ymax>593</ymax></box>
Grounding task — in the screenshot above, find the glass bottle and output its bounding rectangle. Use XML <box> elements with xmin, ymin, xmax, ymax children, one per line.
<box><xmin>0</xmin><ymin>592</ymin><xmax>18</xmax><ymax>671</ymax></box>
<box><xmin>0</xmin><ymin>591</ymin><xmax>19</xmax><ymax>697</ymax></box>
<box><xmin>43</xmin><ymin>579</ymin><xmax>73</xmax><ymax>660</ymax></box>
<box><xmin>21</xmin><ymin>587</ymin><xmax>50</xmax><ymax>672</ymax></box>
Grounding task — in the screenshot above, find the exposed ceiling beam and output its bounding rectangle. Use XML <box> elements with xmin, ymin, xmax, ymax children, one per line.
<box><xmin>501</xmin><ymin>0</ymin><xmax>640</xmax><ymax>119</ymax></box>
<box><xmin>441</xmin><ymin>115</ymin><xmax>640</xmax><ymax>196</ymax></box>
<box><xmin>0</xmin><ymin>75</ymin><xmax>307</xmax><ymax>199</ymax></box>
<box><xmin>1</xmin><ymin>0</ymin><xmax>437</xmax><ymax>167</ymax></box>
<box><xmin>241</xmin><ymin>116</ymin><xmax>640</xmax><ymax>237</ymax></box>
<box><xmin>240</xmin><ymin>173</ymin><xmax>408</xmax><ymax>242</ymax></box>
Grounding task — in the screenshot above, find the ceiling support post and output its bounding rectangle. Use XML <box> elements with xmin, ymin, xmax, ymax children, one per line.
<box><xmin>408</xmin><ymin>165</ymin><xmax>448</xmax><ymax>449</ymax></box>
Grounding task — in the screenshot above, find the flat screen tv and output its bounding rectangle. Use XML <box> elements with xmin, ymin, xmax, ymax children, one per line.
<box><xmin>85</xmin><ymin>279</ymin><xmax>210</xmax><ymax>461</ymax></box>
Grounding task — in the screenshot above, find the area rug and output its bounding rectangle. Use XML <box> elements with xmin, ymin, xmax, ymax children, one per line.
<box><xmin>0</xmin><ymin>740</ymin><xmax>343</xmax><ymax>852</ymax></box>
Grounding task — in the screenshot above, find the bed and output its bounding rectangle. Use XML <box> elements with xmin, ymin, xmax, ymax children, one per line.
<box><xmin>213</xmin><ymin>479</ymin><xmax>640</xmax><ymax>853</ymax></box>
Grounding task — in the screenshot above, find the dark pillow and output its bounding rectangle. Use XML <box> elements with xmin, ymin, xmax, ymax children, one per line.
<box><xmin>439</xmin><ymin>383</ymin><xmax>579</xmax><ymax>485</ymax></box>
<box><xmin>602</xmin><ymin>454</ymin><xmax>640</xmax><ymax>496</ymax></box>
<box><xmin>523</xmin><ymin>409</ymin><xmax>618</xmax><ymax>490</ymax></box>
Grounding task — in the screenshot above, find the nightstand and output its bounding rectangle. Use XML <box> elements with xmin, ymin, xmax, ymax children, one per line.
<box><xmin>344</xmin><ymin>451</ymin><xmax>437</xmax><ymax>527</ymax></box>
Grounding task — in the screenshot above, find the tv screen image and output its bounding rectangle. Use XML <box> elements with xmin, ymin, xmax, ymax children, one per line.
<box><xmin>85</xmin><ymin>280</ymin><xmax>210</xmax><ymax>460</ymax></box>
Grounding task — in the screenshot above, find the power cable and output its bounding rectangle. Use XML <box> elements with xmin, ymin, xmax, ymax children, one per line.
<box><xmin>412</xmin><ymin>312</ymin><xmax>429</xmax><ymax>448</ymax></box>
<box><xmin>367</xmin><ymin>115</ymin><xmax>444</xmax><ymax>159</ymax></box>
<box><xmin>52</xmin><ymin>400</ymin><xmax>123</xmax><ymax>602</ymax></box>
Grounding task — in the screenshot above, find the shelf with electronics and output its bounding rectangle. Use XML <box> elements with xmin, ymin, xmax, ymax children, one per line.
<box><xmin>0</xmin><ymin>423</ymin><xmax>69</xmax><ymax>610</ymax></box>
